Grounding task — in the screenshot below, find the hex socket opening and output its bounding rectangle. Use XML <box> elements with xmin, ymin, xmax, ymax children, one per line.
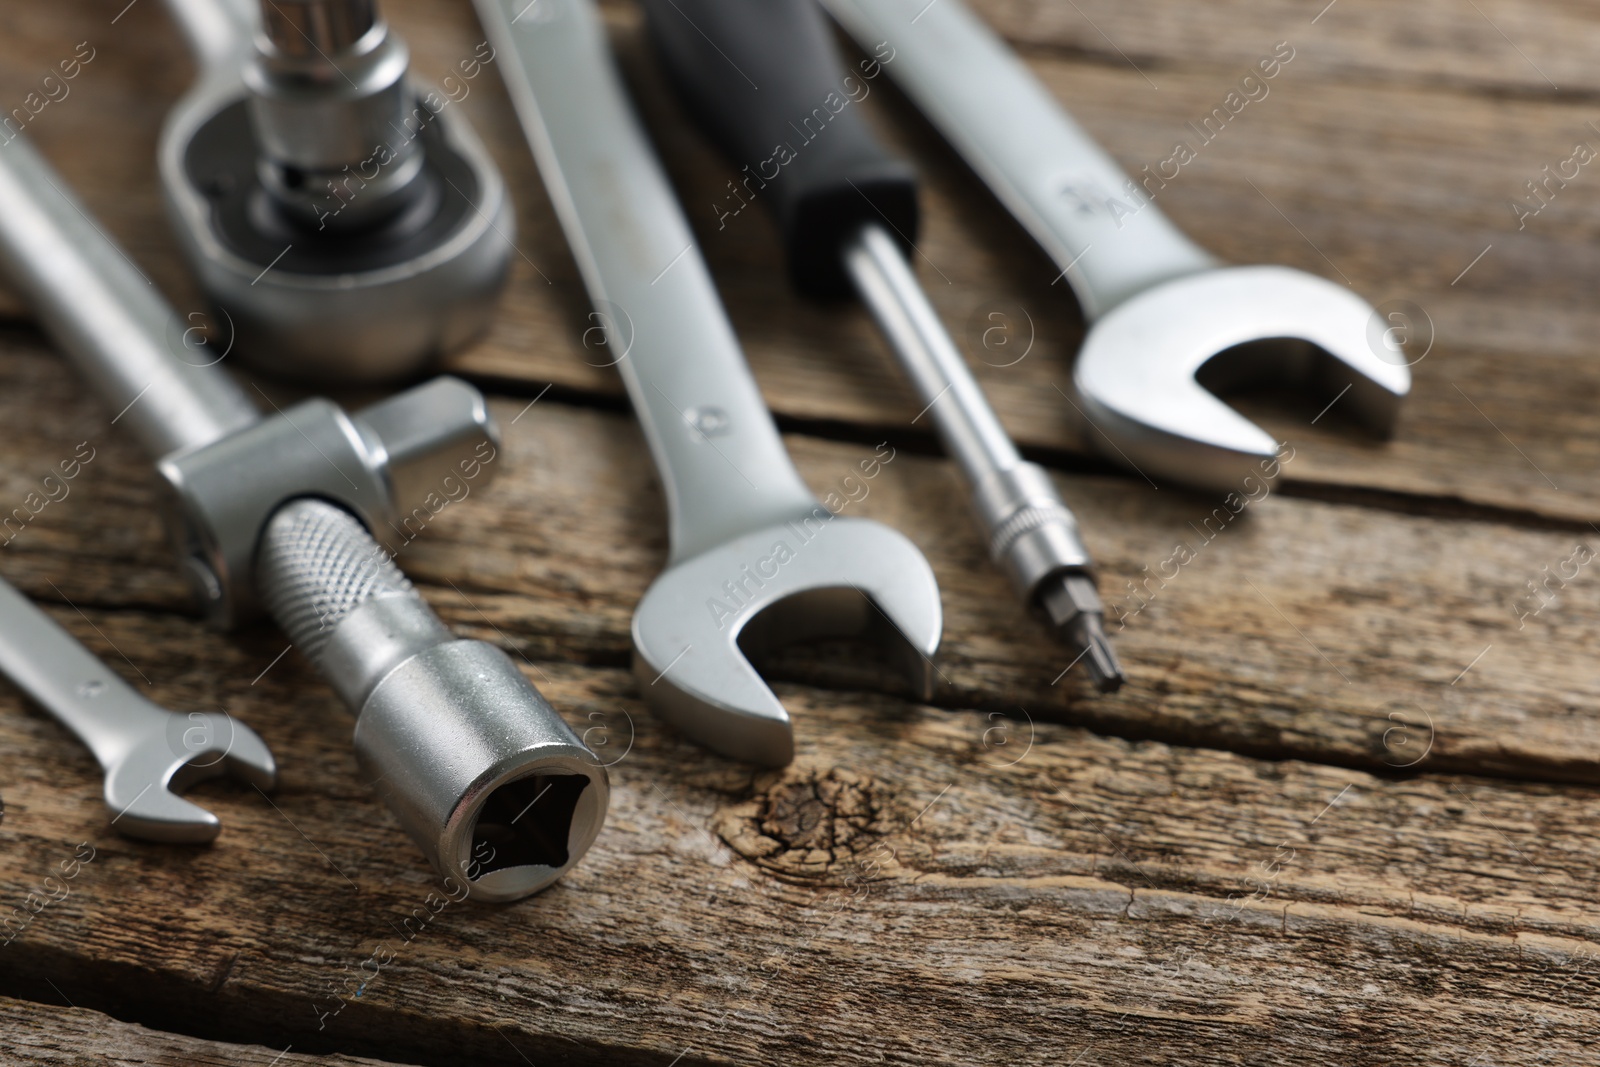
<box><xmin>469</xmin><ymin>772</ymin><xmax>591</xmax><ymax>876</ymax></box>
<box><xmin>346</xmin><ymin>637</ymin><xmax>609</xmax><ymax>901</ymax></box>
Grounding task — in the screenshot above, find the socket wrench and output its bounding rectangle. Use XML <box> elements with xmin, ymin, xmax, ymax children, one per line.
<box><xmin>159</xmin><ymin>0</ymin><xmax>514</xmax><ymax>382</ymax></box>
<box><xmin>0</xmin><ymin>131</ymin><xmax>605</xmax><ymax>900</ymax></box>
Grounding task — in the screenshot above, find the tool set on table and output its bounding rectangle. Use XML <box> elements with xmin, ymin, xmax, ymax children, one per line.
<box><xmin>0</xmin><ymin>47</ymin><xmax>605</xmax><ymax>901</ymax></box>
<box><xmin>0</xmin><ymin>0</ymin><xmax>1409</xmax><ymax>896</ymax></box>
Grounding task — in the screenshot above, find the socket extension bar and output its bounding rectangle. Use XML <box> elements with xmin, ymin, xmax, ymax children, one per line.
<box><xmin>0</xmin><ymin>132</ymin><xmax>606</xmax><ymax>901</ymax></box>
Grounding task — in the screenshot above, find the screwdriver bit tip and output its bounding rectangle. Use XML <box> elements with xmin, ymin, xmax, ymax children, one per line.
<box><xmin>1039</xmin><ymin>571</ymin><xmax>1126</xmax><ymax>693</ymax></box>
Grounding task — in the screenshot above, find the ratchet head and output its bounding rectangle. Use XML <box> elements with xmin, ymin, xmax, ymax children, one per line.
<box><xmin>105</xmin><ymin>710</ymin><xmax>277</xmax><ymax>845</ymax></box>
<box><xmin>157</xmin><ymin>0</ymin><xmax>514</xmax><ymax>382</ymax></box>
<box><xmin>632</xmin><ymin>514</ymin><xmax>942</xmax><ymax>766</ymax></box>
<box><xmin>1072</xmin><ymin>266</ymin><xmax>1412</xmax><ymax>493</ymax></box>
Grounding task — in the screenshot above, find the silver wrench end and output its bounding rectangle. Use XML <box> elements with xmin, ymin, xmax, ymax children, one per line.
<box><xmin>632</xmin><ymin>517</ymin><xmax>943</xmax><ymax>766</ymax></box>
<box><xmin>1074</xmin><ymin>266</ymin><xmax>1411</xmax><ymax>493</ymax></box>
<box><xmin>105</xmin><ymin>713</ymin><xmax>277</xmax><ymax>845</ymax></box>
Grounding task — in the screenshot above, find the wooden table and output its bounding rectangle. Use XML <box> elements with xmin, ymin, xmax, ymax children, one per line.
<box><xmin>2</xmin><ymin>1</ymin><xmax>1598</xmax><ymax>1063</ymax></box>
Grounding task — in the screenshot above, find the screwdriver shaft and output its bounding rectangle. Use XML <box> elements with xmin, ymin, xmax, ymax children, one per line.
<box><xmin>842</xmin><ymin>223</ymin><xmax>1020</xmax><ymax>482</ymax></box>
<box><xmin>841</xmin><ymin>222</ymin><xmax>1124</xmax><ymax>691</ymax></box>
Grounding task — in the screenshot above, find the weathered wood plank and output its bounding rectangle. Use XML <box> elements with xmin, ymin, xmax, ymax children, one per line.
<box><xmin>965</xmin><ymin>0</ymin><xmax>1597</xmax><ymax>97</ymax></box>
<box><xmin>0</xmin><ymin>3</ymin><xmax>1588</xmax><ymax>1065</ymax></box>
<box><xmin>4</xmin><ymin>2</ymin><xmax>1600</xmax><ymax>523</ymax></box>
<box><xmin>0</xmin><ymin>628</ymin><xmax>1597</xmax><ymax>1066</ymax></box>
<box><xmin>0</xmin><ymin>997</ymin><xmax>416</xmax><ymax>1066</ymax></box>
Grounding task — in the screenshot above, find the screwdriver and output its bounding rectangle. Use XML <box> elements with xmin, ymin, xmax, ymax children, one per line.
<box><xmin>638</xmin><ymin>0</ymin><xmax>1124</xmax><ymax>691</ymax></box>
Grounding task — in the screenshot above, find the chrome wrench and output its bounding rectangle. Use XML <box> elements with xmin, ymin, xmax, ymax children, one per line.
<box><xmin>822</xmin><ymin>0</ymin><xmax>1411</xmax><ymax>492</ymax></box>
<box><xmin>0</xmin><ymin>574</ymin><xmax>273</xmax><ymax>843</ymax></box>
<box><xmin>477</xmin><ymin>0</ymin><xmax>943</xmax><ymax>766</ymax></box>
<box><xmin>639</xmin><ymin>0</ymin><xmax>1124</xmax><ymax>690</ymax></box>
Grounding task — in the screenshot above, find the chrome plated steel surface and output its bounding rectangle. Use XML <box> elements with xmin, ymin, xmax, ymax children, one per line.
<box><xmin>823</xmin><ymin>0</ymin><xmax>1411</xmax><ymax>492</ymax></box>
<box><xmin>157</xmin><ymin>0</ymin><xmax>513</xmax><ymax>381</ymax></box>
<box><xmin>843</xmin><ymin>224</ymin><xmax>1120</xmax><ymax>689</ymax></box>
<box><xmin>0</xmin><ymin>130</ymin><xmax>604</xmax><ymax>897</ymax></box>
<box><xmin>0</xmin><ymin>574</ymin><xmax>274</xmax><ymax>843</ymax></box>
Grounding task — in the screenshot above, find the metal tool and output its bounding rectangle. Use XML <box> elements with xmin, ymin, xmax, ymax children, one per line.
<box><xmin>0</xmin><ymin>132</ymin><xmax>605</xmax><ymax>901</ymax></box>
<box><xmin>0</xmin><ymin>574</ymin><xmax>274</xmax><ymax>843</ymax></box>
<box><xmin>158</xmin><ymin>0</ymin><xmax>513</xmax><ymax>382</ymax></box>
<box><xmin>477</xmin><ymin>0</ymin><xmax>943</xmax><ymax>767</ymax></box>
<box><xmin>822</xmin><ymin>0</ymin><xmax>1412</xmax><ymax>493</ymax></box>
<box><xmin>640</xmin><ymin>0</ymin><xmax>1123</xmax><ymax>691</ymax></box>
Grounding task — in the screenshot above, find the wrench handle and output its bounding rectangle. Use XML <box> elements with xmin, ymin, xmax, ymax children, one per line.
<box><xmin>639</xmin><ymin>0</ymin><xmax>917</xmax><ymax>298</ymax></box>
<box><xmin>0</xmin><ymin>133</ymin><xmax>258</xmax><ymax>460</ymax></box>
<box><xmin>163</xmin><ymin>0</ymin><xmax>257</xmax><ymax>69</ymax></box>
<box><xmin>478</xmin><ymin>0</ymin><xmax>821</xmax><ymax>565</ymax></box>
<box><xmin>0</xmin><ymin>575</ymin><xmax>159</xmax><ymax>770</ymax></box>
<box><xmin>821</xmin><ymin>0</ymin><xmax>1215</xmax><ymax>320</ymax></box>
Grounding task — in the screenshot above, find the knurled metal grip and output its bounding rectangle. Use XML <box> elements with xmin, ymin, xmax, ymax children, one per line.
<box><xmin>256</xmin><ymin>496</ymin><xmax>420</xmax><ymax>661</ymax></box>
<box><xmin>158</xmin><ymin>375</ymin><xmax>497</xmax><ymax>628</ymax></box>
<box><xmin>258</xmin><ymin>499</ymin><xmax>609</xmax><ymax>901</ymax></box>
<box><xmin>971</xmin><ymin>463</ymin><xmax>1093</xmax><ymax>598</ymax></box>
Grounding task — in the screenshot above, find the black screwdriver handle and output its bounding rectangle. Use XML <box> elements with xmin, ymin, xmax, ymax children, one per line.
<box><xmin>639</xmin><ymin>0</ymin><xmax>919</xmax><ymax>297</ymax></box>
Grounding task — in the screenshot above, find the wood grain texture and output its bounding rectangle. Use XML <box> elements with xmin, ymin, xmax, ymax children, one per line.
<box><xmin>0</xmin><ymin>325</ymin><xmax>1589</xmax><ymax>1060</ymax></box>
<box><xmin>0</xmin><ymin>0</ymin><xmax>1593</xmax><ymax>1063</ymax></box>
<box><xmin>0</xmin><ymin>997</ymin><xmax>416</xmax><ymax>1066</ymax></box>
<box><xmin>965</xmin><ymin>0</ymin><xmax>1597</xmax><ymax>95</ymax></box>
<box><xmin>1</xmin><ymin>640</ymin><xmax>1598</xmax><ymax>1066</ymax></box>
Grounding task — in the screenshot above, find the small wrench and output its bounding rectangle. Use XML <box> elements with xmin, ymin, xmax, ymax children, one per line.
<box><xmin>478</xmin><ymin>0</ymin><xmax>943</xmax><ymax>766</ymax></box>
<box><xmin>0</xmin><ymin>575</ymin><xmax>274</xmax><ymax>843</ymax></box>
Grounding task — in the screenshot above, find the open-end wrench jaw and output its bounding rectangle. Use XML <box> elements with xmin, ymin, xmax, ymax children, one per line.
<box><xmin>1073</xmin><ymin>266</ymin><xmax>1412</xmax><ymax>493</ymax></box>
<box><xmin>818</xmin><ymin>0</ymin><xmax>1415</xmax><ymax>496</ymax></box>
<box><xmin>632</xmin><ymin>517</ymin><xmax>942</xmax><ymax>767</ymax></box>
<box><xmin>104</xmin><ymin>711</ymin><xmax>277</xmax><ymax>844</ymax></box>
<box><xmin>0</xmin><ymin>567</ymin><xmax>279</xmax><ymax>845</ymax></box>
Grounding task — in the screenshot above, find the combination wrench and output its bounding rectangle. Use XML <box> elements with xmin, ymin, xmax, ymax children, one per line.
<box><xmin>477</xmin><ymin>0</ymin><xmax>943</xmax><ymax>767</ymax></box>
<box><xmin>0</xmin><ymin>132</ymin><xmax>605</xmax><ymax>900</ymax></box>
<box><xmin>0</xmin><ymin>574</ymin><xmax>274</xmax><ymax>843</ymax></box>
<box><xmin>822</xmin><ymin>0</ymin><xmax>1411</xmax><ymax>492</ymax></box>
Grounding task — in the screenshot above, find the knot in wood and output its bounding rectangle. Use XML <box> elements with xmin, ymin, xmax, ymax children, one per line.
<box><xmin>715</xmin><ymin>768</ymin><xmax>898</xmax><ymax>883</ymax></box>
